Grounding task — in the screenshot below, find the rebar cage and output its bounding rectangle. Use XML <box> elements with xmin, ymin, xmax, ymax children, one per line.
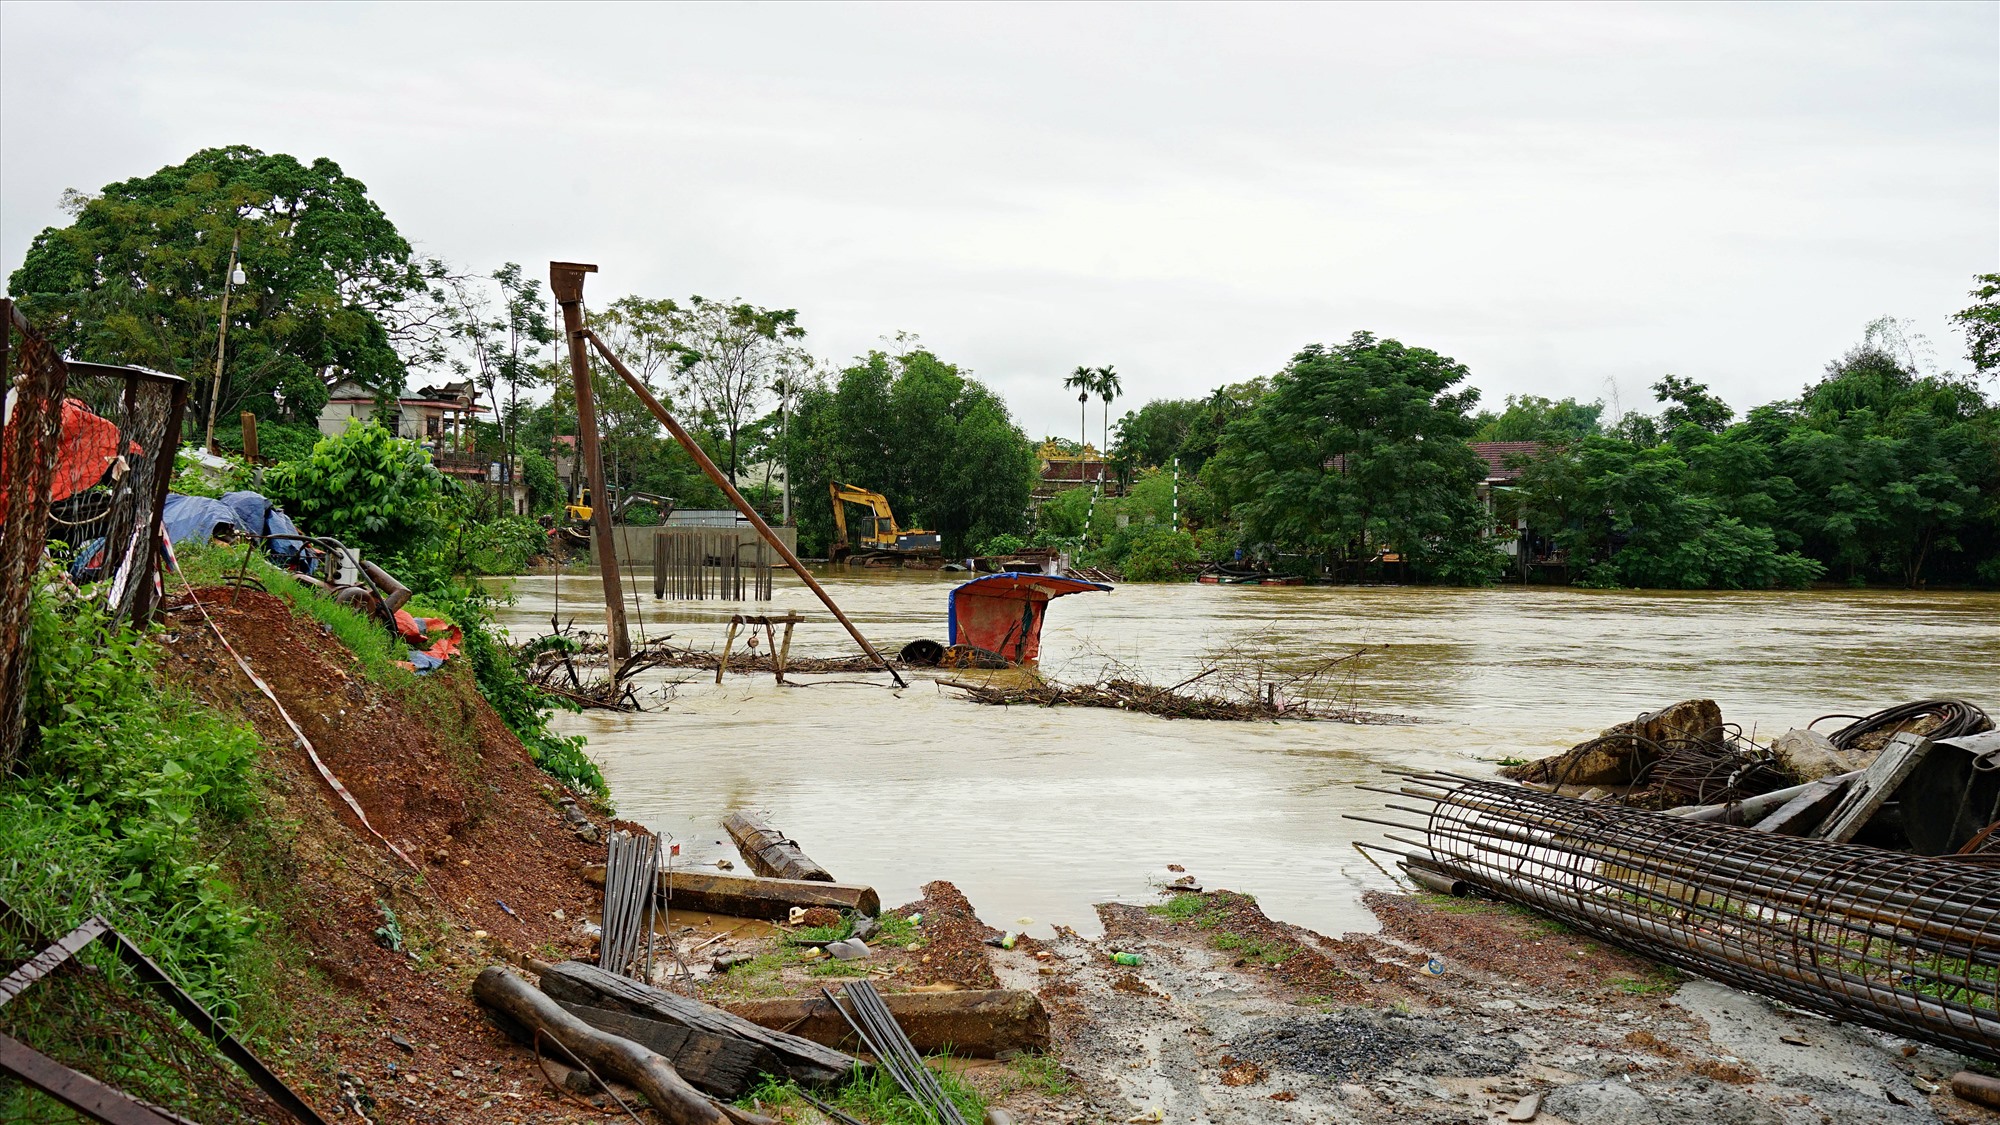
<box><xmin>1369</xmin><ymin>774</ymin><xmax>1998</xmax><ymax>1061</ymax></box>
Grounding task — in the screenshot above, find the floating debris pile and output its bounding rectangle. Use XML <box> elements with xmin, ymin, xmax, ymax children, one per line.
<box><xmin>939</xmin><ymin>673</ymin><xmax>1411</xmax><ymax>723</ymax></box>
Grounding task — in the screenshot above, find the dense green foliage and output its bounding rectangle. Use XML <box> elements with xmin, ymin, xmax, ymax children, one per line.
<box><xmin>786</xmin><ymin>348</ymin><xmax>1038</xmax><ymax>555</ymax></box>
<box><xmin>1952</xmin><ymin>274</ymin><xmax>1999</xmax><ymax>378</ymax></box>
<box><xmin>263</xmin><ymin>421</ymin><xmax>444</xmax><ymax>553</ymax></box>
<box><xmin>0</xmin><ymin>580</ymin><xmax>293</xmax><ymax>1123</ymax></box>
<box><xmin>1206</xmin><ymin>333</ymin><xmax>1502</xmax><ymax>584</ymax></box>
<box><xmin>411</xmin><ymin>585</ymin><xmax>603</xmax><ymax>794</ymax></box>
<box><xmin>7</xmin><ymin>146</ymin><xmax>435</xmax><ymax>430</ymax></box>
<box><xmin>1472</xmin><ymin>395</ymin><xmax>1605</xmax><ymax>443</ymax></box>
<box><xmin>1511</xmin><ymin>338</ymin><xmax>1999</xmax><ymax>588</ymax></box>
<box><xmin>1093</xmin><ymin>298</ymin><xmax>1998</xmax><ymax>589</ymax></box>
<box><xmin>4</xmin><ymin>583</ymin><xmax>264</xmax><ymax>1010</ymax></box>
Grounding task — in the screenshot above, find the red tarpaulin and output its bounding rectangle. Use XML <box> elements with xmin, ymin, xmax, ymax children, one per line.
<box><xmin>947</xmin><ymin>572</ymin><xmax>1110</xmax><ymax>665</ymax></box>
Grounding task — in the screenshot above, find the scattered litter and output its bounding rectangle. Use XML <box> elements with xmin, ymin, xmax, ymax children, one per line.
<box><xmin>826</xmin><ymin>938</ymin><xmax>872</xmax><ymax>961</ymax></box>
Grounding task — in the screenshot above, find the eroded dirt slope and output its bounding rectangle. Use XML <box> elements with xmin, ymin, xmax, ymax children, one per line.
<box><xmin>158</xmin><ymin>587</ymin><xmax>608</xmax><ymax>1123</ymax></box>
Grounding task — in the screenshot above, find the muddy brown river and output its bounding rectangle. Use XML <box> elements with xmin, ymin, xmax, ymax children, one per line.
<box><xmin>488</xmin><ymin>570</ymin><xmax>1998</xmax><ymax>939</ymax></box>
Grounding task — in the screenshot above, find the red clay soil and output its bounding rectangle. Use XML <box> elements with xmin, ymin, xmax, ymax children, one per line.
<box><xmin>1361</xmin><ymin>889</ymin><xmax>1670</xmax><ymax>988</ymax></box>
<box><xmin>156</xmin><ymin>587</ymin><xmax>610</xmax><ymax>1124</ymax></box>
<box><xmin>1100</xmin><ymin>890</ymin><xmax>1379</xmax><ymax>1004</ymax></box>
<box><xmin>888</xmin><ymin>881</ymin><xmax>1003</xmax><ymax>991</ymax></box>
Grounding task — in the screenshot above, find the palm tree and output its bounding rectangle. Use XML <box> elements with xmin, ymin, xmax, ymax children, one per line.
<box><xmin>1094</xmin><ymin>365</ymin><xmax>1121</xmax><ymax>485</ymax></box>
<box><xmin>1064</xmin><ymin>365</ymin><xmax>1094</xmax><ymax>476</ymax></box>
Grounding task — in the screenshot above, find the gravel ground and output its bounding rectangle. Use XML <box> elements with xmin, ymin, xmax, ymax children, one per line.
<box><xmin>985</xmin><ymin>881</ymin><xmax>2000</xmax><ymax>1125</ymax></box>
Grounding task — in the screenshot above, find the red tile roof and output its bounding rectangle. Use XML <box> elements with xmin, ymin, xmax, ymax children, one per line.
<box><xmin>1469</xmin><ymin>441</ymin><xmax>1545</xmax><ymax>482</ymax></box>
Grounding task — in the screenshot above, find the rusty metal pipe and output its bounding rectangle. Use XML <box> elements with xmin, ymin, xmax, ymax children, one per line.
<box><xmin>581</xmin><ymin>328</ymin><xmax>906</xmax><ymax>687</ymax></box>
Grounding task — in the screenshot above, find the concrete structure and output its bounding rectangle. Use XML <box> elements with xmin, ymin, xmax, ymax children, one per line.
<box><xmin>590</xmin><ymin>522</ymin><xmax>798</xmax><ymax>570</ymax></box>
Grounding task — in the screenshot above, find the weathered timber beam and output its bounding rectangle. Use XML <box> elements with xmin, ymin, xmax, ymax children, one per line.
<box><xmin>585</xmin><ymin>866</ymin><xmax>879</xmax><ymax>921</ymax></box>
<box><xmin>723</xmin><ymin>811</ymin><xmax>834</xmax><ymax>882</ymax></box>
<box><xmin>552</xmin><ymin>1000</ymin><xmax>776</xmax><ymax>1099</ymax></box>
<box><xmin>539</xmin><ymin>960</ymin><xmax>858</xmax><ymax>1085</ymax></box>
<box><xmin>472</xmin><ymin>966</ymin><xmax>727</xmax><ymax>1125</ymax></box>
<box><xmin>723</xmin><ymin>990</ymin><xmax>1052</xmax><ymax>1059</ymax></box>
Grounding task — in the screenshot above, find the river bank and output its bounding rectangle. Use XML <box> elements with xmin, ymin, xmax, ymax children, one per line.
<box><xmin>54</xmin><ymin>571</ymin><xmax>1988</xmax><ymax>1123</ymax></box>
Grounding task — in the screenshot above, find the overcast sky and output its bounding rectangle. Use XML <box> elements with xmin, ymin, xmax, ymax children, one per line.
<box><xmin>2</xmin><ymin>2</ymin><xmax>1994</xmax><ymax>437</ymax></box>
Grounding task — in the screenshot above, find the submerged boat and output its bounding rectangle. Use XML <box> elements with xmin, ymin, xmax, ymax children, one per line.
<box><xmin>944</xmin><ymin>571</ymin><xmax>1111</xmax><ymax>666</ymax></box>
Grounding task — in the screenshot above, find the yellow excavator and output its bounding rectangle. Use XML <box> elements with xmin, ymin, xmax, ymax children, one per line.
<box><xmin>828</xmin><ymin>481</ymin><xmax>941</xmax><ymax>564</ymax></box>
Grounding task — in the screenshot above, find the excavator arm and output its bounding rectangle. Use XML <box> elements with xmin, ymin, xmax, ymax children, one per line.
<box><xmin>830</xmin><ymin>482</ymin><xmax>902</xmax><ymax>550</ymax></box>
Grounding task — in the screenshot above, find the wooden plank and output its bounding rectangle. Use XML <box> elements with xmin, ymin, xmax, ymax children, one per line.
<box><xmin>723</xmin><ymin>811</ymin><xmax>834</xmax><ymax>882</ymax></box>
<box><xmin>0</xmin><ymin>917</ymin><xmax>109</xmax><ymax>1005</ymax></box>
<box><xmin>584</xmin><ymin>866</ymin><xmax>879</xmax><ymax>921</ymax></box>
<box><xmin>1815</xmin><ymin>733</ymin><xmax>1932</xmax><ymax>843</ymax></box>
<box><xmin>0</xmin><ymin>1032</ymin><xmax>189</xmax><ymax>1125</ymax></box>
<box><xmin>1751</xmin><ymin>778</ymin><xmax>1849</xmax><ymax>836</ymax></box>
<box><xmin>555</xmin><ymin>1001</ymin><xmax>775</xmax><ymax>1099</ymax></box>
<box><xmin>540</xmin><ymin>961</ymin><xmax>857</xmax><ymax>1084</ymax></box>
<box><xmin>723</xmin><ymin>989</ymin><xmax>1051</xmax><ymax>1059</ymax></box>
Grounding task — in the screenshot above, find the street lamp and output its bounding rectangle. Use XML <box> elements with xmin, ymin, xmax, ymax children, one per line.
<box><xmin>203</xmin><ymin>230</ymin><xmax>243</xmax><ymax>454</ymax></box>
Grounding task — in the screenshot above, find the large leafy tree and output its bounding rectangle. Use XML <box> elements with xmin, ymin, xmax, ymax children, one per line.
<box><xmin>1766</xmin><ymin>340</ymin><xmax>1999</xmax><ymax>586</ymax></box>
<box><xmin>1113</xmin><ymin>397</ymin><xmax>1207</xmax><ymax>471</ymax></box>
<box><xmin>7</xmin><ymin>145</ymin><xmax>438</xmax><ymax>431</ymax></box>
<box><xmin>1207</xmin><ymin>332</ymin><xmax>1499</xmax><ymax>583</ymax></box>
<box><xmin>443</xmin><ymin>262</ymin><xmax>556</xmax><ymax>470</ymax></box>
<box><xmin>669</xmin><ymin>298</ymin><xmax>808</xmax><ymax>482</ymax></box>
<box><xmin>786</xmin><ymin>349</ymin><xmax>1037</xmax><ymax>554</ymax></box>
<box><xmin>1515</xmin><ymin>436</ymin><xmax>1822</xmax><ymax>589</ymax></box>
<box><xmin>1654</xmin><ymin>374</ymin><xmax>1734</xmax><ymax>435</ymax></box>
<box><xmin>1950</xmin><ymin>274</ymin><xmax>1999</xmax><ymax>380</ymax></box>
<box><xmin>1471</xmin><ymin>394</ymin><xmax>1605</xmax><ymax>443</ymax></box>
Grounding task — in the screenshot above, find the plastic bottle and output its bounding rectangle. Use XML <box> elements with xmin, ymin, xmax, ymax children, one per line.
<box><xmin>1111</xmin><ymin>951</ymin><xmax>1143</xmax><ymax>967</ymax></box>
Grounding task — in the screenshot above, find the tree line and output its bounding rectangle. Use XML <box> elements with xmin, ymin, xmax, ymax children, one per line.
<box><xmin>1102</xmin><ymin>303</ymin><xmax>1998</xmax><ymax>588</ymax></box>
<box><xmin>11</xmin><ymin>144</ymin><xmax>1996</xmax><ymax>587</ymax></box>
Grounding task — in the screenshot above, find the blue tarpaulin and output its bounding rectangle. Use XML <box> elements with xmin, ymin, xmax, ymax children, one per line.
<box><xmin>161</xmin><ymin>493</ymin><xmax>241</xmax><ymax>546</ymax></box>
<box><xmin>218</xmin><ymin>491</ymin><xmax>303</xmax><ymax>558</ymax></box>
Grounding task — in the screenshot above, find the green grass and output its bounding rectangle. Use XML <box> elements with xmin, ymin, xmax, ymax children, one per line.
<box><xmin>1212</xmin><ymin>930</ymin><xmax>1294</xmax><ymax>965</ymax></box>
<box><xmin>740</xmin><ymin>1064</ymin><xmax>987</xmax><ymax>1125</ymax></box>
<box><xmin>1005</xmin><ymin>1053</ymin><xmax>1075</xmax><ymax>1096</ymax></box>
<box><xmin>874</xmin><ymin>912</ymin><xmax>922</xmax><ymax>947</ymax></box>
<box><xmin>1416</xmin><ymin>892</ymin><xmax>1494</xmax><ymax>916</ymax></box>
<box><xmin>1</xmin><ymin>573</ymin><xmax>347</xmax><ymax>1122</ymax></box>
<box><xmin>1145</xmin><ymin>892</ymin><xmax>1292</xmax><ymax>965</ymax></box>
<box><xmin>175</xmin><ymin>543</ymin><xmax>413</xmax><ymax>686</ymax></box>
<box><xmin>790</xmin><ymin>919</ymin><xmax>855</xmax><ymax>945</ymax></box>
<box><xmin>701</xmin><ymin>950</ymin><xmax>793</xmax><ymax>1002</ymax></box>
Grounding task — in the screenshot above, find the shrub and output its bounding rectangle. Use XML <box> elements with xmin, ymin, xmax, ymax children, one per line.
<box><xmin>1121</xmin><ymin>527</ymin><xmax>1199</xmax><ymax>581</ymax></box>
<box><xmin>521</xmin><ymin>450</ymin><xmax>562</xmax><ymax>514</ymax></box>
<box><xmin>410</xmin><ymin>584</ymin><xmax>606</xmax><ymax>796</ymax></box>
<box><xmin>5</xmin><ymin>578</ymin><xmax>265</xmax><ymax>1016</ymax></box>
<box><xmin>262</xmin><ymin>421</ymin><xmax>446</xmax><ymax>554</ymax></box>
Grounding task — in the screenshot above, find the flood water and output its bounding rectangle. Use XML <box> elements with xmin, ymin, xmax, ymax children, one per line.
<box><xmin>487</xmin><ymin>570</ymin><xmax>1998</xmax><ymax>939</ymax></box>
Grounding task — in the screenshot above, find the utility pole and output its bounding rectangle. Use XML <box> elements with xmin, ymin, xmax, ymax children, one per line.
<box><xmin>203</xmin><ymin>230</ymin><xmax>244</xmax><ymax>453</ymax></box>
<box><xmin>550</xmin><ymin>261</ymin><xmax>631</xmax><ymax>667</ymax></box>
<box><xmin>778</xmin><ymin>380</ymin><xmax>793</xmax><ymax>525</ymax></box>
